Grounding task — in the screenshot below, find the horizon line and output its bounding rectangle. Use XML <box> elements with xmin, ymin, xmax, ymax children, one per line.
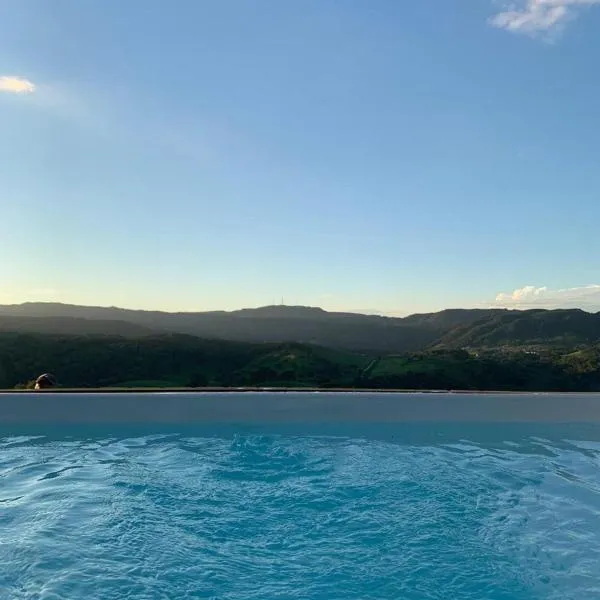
<box><xmin>0</xmin><ymin>300</ymin><xmax>596</xmax><ymax>318</ymax></box>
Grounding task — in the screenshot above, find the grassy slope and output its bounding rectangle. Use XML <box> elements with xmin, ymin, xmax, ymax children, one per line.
<box><xmin>0</xmin><ymin>333</ymin><xmax>372</xmax><ymax>390</ymax></box>
<box><xmin>3</xmin><ymin>332</ymin><xmax>600</xmax><ymax>392</ymax></box>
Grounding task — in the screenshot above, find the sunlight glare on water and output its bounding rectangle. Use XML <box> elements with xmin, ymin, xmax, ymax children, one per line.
<box><xmin>1</xmin><ymin>423</ymin><xmax>600</xmax><ymax>599</ymax></box>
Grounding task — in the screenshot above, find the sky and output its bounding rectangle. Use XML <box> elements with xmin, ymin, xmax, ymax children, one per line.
<box><xmin>1</xmin><ymin>0</ymin><xmax>600</xmax><ymax>315</ymax></box>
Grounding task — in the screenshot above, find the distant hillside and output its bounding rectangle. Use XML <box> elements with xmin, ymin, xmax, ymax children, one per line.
<box><xmin>0</xmin><ymin>315</ymin><xmax>160</xmax><ymax>337</ymax></box>
<box><xmin>0</xmin><ymin>333</ymin><xmax>370</xmax><ymax>390</ymax></box>
<box><xmin>0</xmin><ymin>302</ymin><xmax>449</xmax><ymax>352</ymax></box>
<box><xmin>0</xmin><ymin>302</ymin><xmax>599</xmax><ymax>352</ymax></box>
<box><xmin>402</xmin><ymin>308</ymin><xmax>504</xmax><ymax>330</ymax></box>
<box><xmin>434</xmin><ymin>309</ymin><xmax>600</xmax><ymax>348</ymax></box>
<box><xmin>3</xmin><ymin>332</ymin><xmax>600</xmax><ymax>392</ymax></box>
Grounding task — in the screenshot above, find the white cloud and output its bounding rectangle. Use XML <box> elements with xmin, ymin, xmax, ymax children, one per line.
<box><xmin>0</xmin><ymin>76</ymin><xmax>36</xmax><ymax>94</ymax></box>
<box><xmin>493</xmin><ymin>284</ymin><xmax>600</xmax><ymax>310</ymax></box>
<box><xmin>490</xmin><ymin>0</ymin><xmax>600</xmax><ymax>35</ymax></box>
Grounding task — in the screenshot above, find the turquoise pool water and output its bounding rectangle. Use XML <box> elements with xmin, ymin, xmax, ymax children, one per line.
<box><xmin>1</xmin><ymin>422</ymin><xmax>600</xmax><ymax>599</ymax></box>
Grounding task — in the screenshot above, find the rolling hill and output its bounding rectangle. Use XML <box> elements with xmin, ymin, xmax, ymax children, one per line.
<box><xmin>0</xmin><ymin>302</ymin><xmax>599</xmax><ymax>352</ymax></box>
<box><xmin>433</xmin><ymin>308</ymin><xmax>600</xmax><ymax>349</ymax></box>
<box><xmin>2</xmin><ymin>332</ymin><xmax>600</xmax><ymax>392</ymax></box>
<box><xmin>0</xmin><ymin>316</ymin><xmax>159</xmax><ymax>337</ymax></box>
<box><xmin>0</xmin><ymin>302</ymin><xmax>453</xmax><ymax>352</ymax></box>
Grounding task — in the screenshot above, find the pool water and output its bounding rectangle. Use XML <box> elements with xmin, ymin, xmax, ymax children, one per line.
<box><xmin>1</xmin><ymin>423</ymin><xmax>600</xmax><ymax>599</ymax></box>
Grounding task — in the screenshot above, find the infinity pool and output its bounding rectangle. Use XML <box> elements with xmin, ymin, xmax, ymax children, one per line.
<box><xmin>2</xmin><ymin>416</ymin><xmax>600</xmax><ymax>599</ymax></box>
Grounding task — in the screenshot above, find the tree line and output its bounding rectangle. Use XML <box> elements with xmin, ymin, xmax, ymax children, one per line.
<box><xmin>1</xmin><ymin>332</ymin><xmax>600</xmax><ymax>391</ymax></box>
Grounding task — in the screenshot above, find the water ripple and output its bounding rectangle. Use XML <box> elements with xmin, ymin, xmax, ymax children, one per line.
<box><xmin>1</xmin><ymin>425</ymin><xmax>600</xmax><ymax>599</ymax></box>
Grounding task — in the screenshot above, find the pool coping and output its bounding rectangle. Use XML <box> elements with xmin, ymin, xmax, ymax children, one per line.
<box><xmin>1</xmin><ymin>391</ymin><xmax>600</xmax><ymax>424</ymax></box>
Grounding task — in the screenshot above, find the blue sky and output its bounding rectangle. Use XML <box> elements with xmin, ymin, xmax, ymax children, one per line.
<box><xmin>1</xmin><ymin>0</ymin><xmax>600</xmax><ymax>314</ymax></box>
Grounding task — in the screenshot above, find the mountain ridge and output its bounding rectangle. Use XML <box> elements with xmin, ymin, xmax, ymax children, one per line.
<box><xmin>1</xmin><ymin>302</ymin><xmax>599</xmax><ymax>352</ymax></box>
<box><xmin>0</xmin><ymin>301</ymin><xmax>513</xmax><ymax>321</ymax></box>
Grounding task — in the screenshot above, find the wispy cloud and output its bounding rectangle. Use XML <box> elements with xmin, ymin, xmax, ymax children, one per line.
<box><xmin>493</xmin><ymin>284</ymin><xmax>600</xmax><ymax>310</ymax></box>
<box><xmin>9</xmin><ymin>78</ymin><xmax>224</xmax><ymax>164</ymax></box>
<box><xmin>27</xmin><ymin>82</ymin><xmax>116</xmax><ymax>139</ymax></box>
<box><xmin>28</xmin><ymin>288</ymin><xmax>62</xmax><ymax>300</ymax></box>
<box><xmin>0</xmin><ymin>287</ymin><xmax>63</xmax><ymax>304</ymax></box>
<box><xmin>490</xmin><ymin>0</ymin><xmax>600</xmax><ymax>36</ymax></box>
<box><xmin>0</xmin><ymin>76</ymin><xmax>36</xmax><ymax>94</ymax></box>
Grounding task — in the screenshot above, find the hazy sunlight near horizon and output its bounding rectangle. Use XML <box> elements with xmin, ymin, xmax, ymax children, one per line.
<box><xmin>2</xmin><ymin>1</ymin><xmax>599</xmax><ymax>314</ymax></box>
